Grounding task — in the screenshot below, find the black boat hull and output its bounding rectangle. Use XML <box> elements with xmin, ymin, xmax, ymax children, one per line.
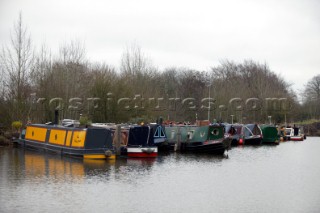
<box><xmin>244</xmin><ymin>137</ymin><xmax>262</xmax><ymax>145</ymax></box>
<box><xmin>19</xmin><ymin>139</ymin><xmax>113</xmax><ymax>158</ymax></box>
<box><xmin>181</xmin><ymin>139</ymin><xmax>231</xmax><ymax>155</ymax></box>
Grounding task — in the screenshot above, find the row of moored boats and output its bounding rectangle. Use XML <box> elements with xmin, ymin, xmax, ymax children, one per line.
<box><xmin>15</xmin><ymin>119</ymin><xmax>306</xmax><ymax>160</ymax></box>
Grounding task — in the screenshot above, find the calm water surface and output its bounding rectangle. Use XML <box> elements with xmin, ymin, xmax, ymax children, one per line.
<box><xmin>1</xmin><ymin>138</ymin><xmax>320</xmax><ymax>213</ymax></box>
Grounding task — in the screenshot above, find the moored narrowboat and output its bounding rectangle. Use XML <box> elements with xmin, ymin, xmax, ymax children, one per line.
<box><xmin>224</xmin><ymin>124</ymin><xmax>245</xmax><ymax>146</ymax></box>
<box><xmin>165</xmin><ymin>124</ymin><xmax>230</xmax><ymax>155</ymax></box>
<box><xmin>18</xmin><ymin>124</ymin><xmax>115</xmax><ymax>160</ymax></box>
<box><xmin>290</xmin><ymin>126</ymin><xmax>304</xmax><ymax>141</ymax></box>
<box><xmin>243</xmin><ymin>124</ymin><xmax>263</xmax><ymax>145</ymax></box>
<box><xmin>126</xmin><ymin>125</ymin><xmax>158</xmax><ymax>158</ymax></box>
<box><xmin>260</xmin><ymin>125</ymin><xmax>280</xmax><ymax>145</ymax></box>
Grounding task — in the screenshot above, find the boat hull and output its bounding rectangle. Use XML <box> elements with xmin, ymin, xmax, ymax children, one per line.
<box><xmin>244</xmin><ymin>137</ymin><xmax>262</xmax><ymax>145</ymax></box>
<box><xmin>19</xmin><ymin>139</ymin><xmax>115</xmax><ymax>160</ymax></box>
<box><xmin>290</xmin><ymin>136</ymin><xmax>304</xmax><ymax>141</ymax></box>
<box><xmin>182</xmin><ymin>139</ymin><xmax>228</xmax><ymax>155</ymax></box>
<box><xmin>262</xmin><ymin>138</ymin><xmax>280</xmax><ymax>145</ymax></box>
<box><xmin>127</xmin><ymin>147</ymin><xmax>158</xmax><ymax>158</ymax></box>
<box><xmin>231</xmin><ymin>139</ymin><xmax>239</xmax><ymax>146</ymax></box>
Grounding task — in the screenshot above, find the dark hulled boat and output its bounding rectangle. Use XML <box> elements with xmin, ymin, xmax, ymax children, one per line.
<box><xmin>125</xmin><ymin>125</ymin><xmax>158</xmax><ymax>158</ymax></box>
<box><xmin>260</xmin><ymin>125</ymin><xmax>280</xmax><ymax>145</ymax></box>
<box><xmin>165</xmin><ymin>124</ymin><xmax>230</xmax><ymax>155</ymax></box>
<box><xmin>224</xmin><ymin>124</ymin><xmax>245</xmax><ymax>146</ymax></box>
<box><xmin>18</xmin><ymin>124</ymin><xmax>115</xmax><ymax>160</ymax></box>
<box><xmin>243</xmin><ymin>124</ymin><xmax>263</xmax><ymax>145</ymax></box>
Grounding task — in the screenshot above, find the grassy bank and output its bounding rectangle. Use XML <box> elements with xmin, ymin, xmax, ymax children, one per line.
<box><xmin>298</xmin><ymin>120</ymin><xmax>320</xmax><ymax>136</ymax></box>
<box><xmin>296</xmin><ymin>119</ymin><xmax>320</xmax><ymax>125</ymax></box>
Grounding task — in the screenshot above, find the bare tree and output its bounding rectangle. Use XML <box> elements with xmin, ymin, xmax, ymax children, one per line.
<box><xmin>0</xmin><ymin>12</ymin><xmax>34</xmax><ymax>123</ymax></box>
<box><xmin>29</xmin><ymin>44</ymin><xmax>53</xmax><ymax>123</ymax></box>
<box><xmin>59</xmin><ymin>40</ymin><xmax>86</xmax><ymax>64</ymax></box>
<box><xmin>305</xmin><ymin>74</ymin><xmax>320</xmax><ymax>100</ymax></box>
<box><xmin>120</xmin><ymin>43</ymin><xmax>148</xmax><ymax>76</ymax></box>
<box><xmin>303</xmin><ymin>74</ymin><xmax>320</xmax><ymax>119</ymax></box>
<box><xmin>210</xmin><ymin>60</ymin><xmax>295</xmax><ymax>123</ymax></box>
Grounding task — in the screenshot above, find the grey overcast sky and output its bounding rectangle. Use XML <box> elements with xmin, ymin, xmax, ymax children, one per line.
<box><xmin>1</xmin><ymin>0</ymin><xmax>319</xmax><ymax>94</ymax></box>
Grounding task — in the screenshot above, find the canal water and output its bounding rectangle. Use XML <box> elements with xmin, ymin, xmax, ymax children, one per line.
<box><xmin>1</xmin><ymin>138</ymin><xmax>320</xmax><ymax>213</ymax></box>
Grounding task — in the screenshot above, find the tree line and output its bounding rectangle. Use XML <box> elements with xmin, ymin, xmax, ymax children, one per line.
<box><xmin>1</xmin><ymin>14</ymin><xmax>319</xmax><ymax>129</ymax></box>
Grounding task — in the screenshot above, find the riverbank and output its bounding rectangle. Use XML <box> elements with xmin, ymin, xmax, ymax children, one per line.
<box><xmin>0</xmin><ymin>135</ymin><xmax>11</xmax><ymax>146</ymax></box>
<box><xmin>302</xmin><ymin>121</ymin><xmax>320</xmax><ymax>136</ymax></box>
<box><xmin>0</xmin><ymin>132</ymin><xmax>19</xmax><ymax>146</ymax></box>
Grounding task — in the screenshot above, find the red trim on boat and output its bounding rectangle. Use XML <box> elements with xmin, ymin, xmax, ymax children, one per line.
<box><xmin>291</xmin><ymin>137</ymin><xmax>303</xmax><ymax>141</ymax></box>
<box><xmin>127</xmin><ymin>152</ymin><xmax>158</xmax><ymax>158</ymax></box>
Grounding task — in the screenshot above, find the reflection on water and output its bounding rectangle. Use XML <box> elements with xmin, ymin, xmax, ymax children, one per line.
<box><xmin>1</xmin><ymin>138</ymin><xmax>320</xmax><ymax>213</ymax></box>
<box><xmin>24</xmin><ymin>151</ymin><xmax>85</xmax><ymax>182</ymax></box>
<box><xmin>0</xmin><ymin>148</ymin><xmax>161</xmax><ymax>183</ymax></box>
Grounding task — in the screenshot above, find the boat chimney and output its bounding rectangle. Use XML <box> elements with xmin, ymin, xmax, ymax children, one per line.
<box><xmin>54</xmin><ymin>110</ymin><xmax>59</xmax><ymax>125</ymax></box>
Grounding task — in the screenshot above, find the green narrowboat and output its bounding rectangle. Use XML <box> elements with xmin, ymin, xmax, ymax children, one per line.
<box><xmin>260</xmin><ymin>125</ymin><xmax>280</xmax><ymax>145</ymax></box>
<box><xmin>165</xmin><ymin>125</ymin><xmax>230</xmax><ymax>155</ymax></box>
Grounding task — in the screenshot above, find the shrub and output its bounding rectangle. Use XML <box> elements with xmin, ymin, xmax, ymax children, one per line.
<box><xmin>12</xmin><ymin>121</ymin><xmax>22</xmax><ymax>132</ymax></box>
<box><xmin>79</xmin><ymin>116</ymin><xmax>92</xmax><ymax>126</ymax></box>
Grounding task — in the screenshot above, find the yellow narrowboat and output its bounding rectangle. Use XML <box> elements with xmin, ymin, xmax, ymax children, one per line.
<box><xmin>18</xmin><ymin>124</ymin><xmax>115</xmax><ymax>160</ymax></box>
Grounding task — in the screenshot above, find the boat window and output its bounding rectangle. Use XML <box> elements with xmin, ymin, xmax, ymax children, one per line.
<box><xmin>154</xmin><ymin>127</ymin><xmax>160</xmax><ymax>137</ymax></box>
<box><xmin>224</xmin><ymin>125</ymin><xmax>231</xmax><ymax>133</ymax></box>
<box><xmin>235</xmin><ymin>126</ymin><xmax>242</xmax><ymax>135</ymax></box>
<box><xmin>252</xmin><ymin>125</ymin><xmax>261</xmax><ymax>135</ymax></box>
<box><xmin>244</xmin><ymin>127</ymin><xmax>252</xmax><ymax>137</ymax></box>
<box><xmin>187</xmin><ymin>130</ymin><xmax>194</xmax><ymax>139</ymax></box>
<box><xmin>211</xmin><ymin>129</ymin><xmax>219</xmax><ymax>136</ymax></box>
<box><xmin>121</xmin><ymin>132</ymin><xmax>128</xmax><ymax>146</ymax></box>
<box><xmin>285</xmin><ymin>129</ymin><xmax>292</xmax><ymax>135</ymax></box>
<box><xmin>160</xmin><ymin>128</ymin><xmax>166</xmax><ymax>137</ymax></box>
<box><xmin>154</xmin><ymin>126</ymin><xmax>166</xmax><ymax>138</ymax></box>
<box><xmin>228</xmin><ymin>127</ymin><xmax>236</xmax><ymax>135</ymax></box>
<box><xmin>170</xmin><ymin>130</ymin><xmax>175</xmax><ymax>139</ymax></box>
